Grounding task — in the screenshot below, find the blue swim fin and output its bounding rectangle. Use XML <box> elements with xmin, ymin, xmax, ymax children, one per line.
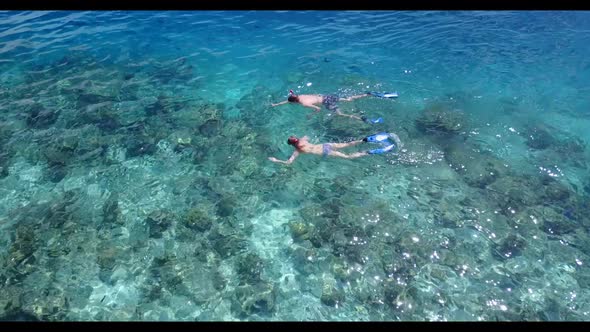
<box><xmin>368</xmin><ymin>144</ymin><xmax>396</xmax><ymax>155</ymax></box>
<box><xmin>363</xmin><ymin>132</ymin><xmax>390</xmax><ymax>143</ymax></box>
<box><xmin>367</xmin><ymin>91</ymin><xmax>399</xmax><ymax>99</ymax></box>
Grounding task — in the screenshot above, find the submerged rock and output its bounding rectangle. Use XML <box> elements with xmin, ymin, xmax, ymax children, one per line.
<box><xmin>0</xmin><ymin>165</ymin><xmax>7</xmax><ymax>178</ymax></box>
<box><xmin>382</xmin><ymin>278</ymin><xmax>406</xmax><ymax>307</ymax></box>
<box><xmin>145</xmin><ymin>210</ymin><xmax>174</xmax><ymax>238</ymax></box>
<box><xmin>212</xmin><ymin>268</ymin><xmax>227</xmax><ymax>291</ymax></box>
<box><xmin>236</xmin><ymin>252</ymin><xmax>264</xmax><ymax>284</ymax></box>
<box><xmin>559</xmin><ymin>136</ymin><xmax>586</xmax><ymax>155</ymax></box>
<box><xmin>25</xmin><ymin>286</ymin><xmax>69</xmax><ymax>320</ymax></box>
<box><xmin>488</xmin><ymin>175</ymin><xmax>542</xmax><ymax>213</ymax></box>
<box><xmin>434</xmin><ymin>208</ymin><xmax>462</xmax><ymax>229</ymax></box>
<box><xmin>331</xmin><ymin>259</ymin><xmax>351</xmax><ymax>282</ymax></box>
<box><xmin>0</xmin><ymin>309</ymin><xmax>40</xmax><ymax>321</ymax></box>
<box><xmin>444</xmin><ymin>143</ymin><xmax>503</xmax><ymax>188</ymax></box>
<box><xmin>540</xmin><ymin>206</ymin><xmax>578</xmax><ymax>235</ymax></box>
<box><xmin>492</xmin><ymin>234</ymin><xmax>527</xmax><ymax>260</ymax></box>
<box><xmin>45</xmin><ymin>191</ymin><xmax>78</xmax><ymax>229</ymax></box>
<box><xmin>216</xmin><ymin>196</ymin><xmax>236</xmax><ymax>218</ymax></box>
<box><xmin>542</xmin><ymin>179</ymin><xmax>571</xmax><ymax>203</ymax></box>
<box><xmin>198</xmin><ymin>119</ymin><xmax>221</xmax><ymax>137</ymax></box>
<box><xmin>207</xmin><ymin>226</ymin><xmax>247</xmax><ymax>258</ymax></box>
<box><xmin>25</xmin><ymin>104</ymin><xmax>60</xmax><ymax>129</ymax></box>
<box><xmin>43</xmin><ymin>145</ymin><xmax>75</xmax><ymax>167</ymax></box>
<box><xmin>46</xmin><ymin>164</ymin><xmax>67</xmax><ymax>183</ymax></box>
<box><xmin>77</xmin><ymin>93</ymin><xmax>114</xmax><ymax>109</ymax></box>
<box><xmin>309</xmin><ymin>217</ymin><xmax>336</xmax><ymax>247</ymax></box>
<box><xmin>0</xmin><ymin>285</ymin><xmax>22</xmax><ymax>318</ymax></box>
<box><xmin>320</xmin><ymin>277</ymin><xmax>345</xmax><ymax>307</ymax></box>
<box><xmin>102</xmin><ymin>193</ymin><xmax>123</xmax><ymax>225</ymax></box>
<box><xmin>0</xmin><ymin>126</ymin><xmax>12</xmax><ymax>177</ymax></box>
<box><xmin>96</xmin><ymin>241</ymin><xmax>121</xmax><ymax>284</ymax></box>
<box><xmin>185</xmin><ymin>206</ymin><xmax>214</xmax><ymax>231</ymax></box>
<box><xmin>238</xmin><ymin>156</ymin><xmax>263</xmax><ymax>179</ymax></box>
<box><xmin>10</xmin><ymin>224</ymin><xmax>37</xmax><ymax>257</ymax></box>
<box><xmin>124</xmin><ymin>136</ymin><xmax>157</xmax><ymax>158</ymax></box>
<box><xmin>6</xmin><ymin>224</ymin><xmax>38</xmax><ymax>282</ymax></box>
<box><xmin>148</xmin><ymin>255</ymin><xmax>192</xmax><ymax>299</ymax></box>
<box><xmin>523</xmin><ymin>125</ymin><xmax>555</xmax><ymax>150</ymax></box>
<box><xmin>415</xmin><ymin>102</ymin><xmax>467</xmax><ymax>136</ymax></box>
<box><xmin>288</xmin><ymin>220</ymin><xmax>312</xmax><ymax>241</ymax></box>
<box><xmin>145</xmin><ymin>97</ymin><xmax>169</xmax><ymax>117</ymax></box>
<box><xmin>290</xmin><ymin>245</ymin><xmax>318</xmax><ymax>275</ymax></box>
<box><xmin>96</xmin><ymin>114</ymin><xmax>120</xmax><ymax>133</ymax></box>
<box><xmin>231</xmin><ymin>281</ymin><xmax>277</xmax><ymax>317</ymax></box>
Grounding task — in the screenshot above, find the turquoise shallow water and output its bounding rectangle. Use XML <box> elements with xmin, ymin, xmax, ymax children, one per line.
<box><xmin>1</xmin><ymin>10</ymin><xmax>590</xmax><ymax>321</ymax></box>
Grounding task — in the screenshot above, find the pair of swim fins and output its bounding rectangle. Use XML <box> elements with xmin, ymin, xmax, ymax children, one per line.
<box><xmin>362</xmin><ymin>91</ymin><xmax>397</xmax><ymax>124</ymax></box>
<box><xmin>367</xmin><ymin>91</ymin><xmax>399</xmax><ymax>99</ymax></box>
<box><xmin>359</xmin><ymin>91</ymin><xmax>397</xmax><ymax>124</ymax></box>
<box><xmin>363</xmin><ymin>132</ymin><xmax>397</xmax><ymax>155</ymax></box>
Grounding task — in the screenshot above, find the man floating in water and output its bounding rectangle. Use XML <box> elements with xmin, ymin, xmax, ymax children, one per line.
<box><xmin>268</xmin><ymin>132</ymin><xmax>402</xmax><ymax>165</ymax></box>
<box><xmin>271</xmin><ymin>90</ymin><xmax>398</xmax><ymax>123</ymax></box>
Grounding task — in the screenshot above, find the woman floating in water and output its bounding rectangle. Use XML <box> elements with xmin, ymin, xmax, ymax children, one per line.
<box><xmin>268</xmin><ymin>132</ymin><xmax>402</xmax><ymax>165</ymax></box>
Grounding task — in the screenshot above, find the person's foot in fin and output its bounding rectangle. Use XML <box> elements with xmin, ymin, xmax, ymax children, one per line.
<box><xmin>361</xmin><ymin>116</ymin><xmax>383</xmax><ymax>124</ymax></box>
<box><xmin>368</xmin><ymin>144</ymin><xmax>395</xmax><ymax>155</ymax></box>
<box><xmin>366</xmin><ymin>91</ymin><xmax>398</xmax><ymax>99</ymax></box>
<box><xmin>363</xmin><ymin>132</ymin><xmax>390</xmax><ymax>143</ymax></box>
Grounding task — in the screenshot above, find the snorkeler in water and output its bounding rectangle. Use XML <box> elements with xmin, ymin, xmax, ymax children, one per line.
<box><xmin>271</xmin><ymin>90</ymin><xmax>395</xmax><ymax>124</ymax></box>
<box><xmin>268</xmin><ymin>132</ymin><xmax>402</xmax><ymax>165</ymax></box>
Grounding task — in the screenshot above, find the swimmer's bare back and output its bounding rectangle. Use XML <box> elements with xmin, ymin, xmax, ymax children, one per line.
<box><xmin>271</xmin><ymin>92</ymin><xmax>370</xmax><ymax>119</ymax></box>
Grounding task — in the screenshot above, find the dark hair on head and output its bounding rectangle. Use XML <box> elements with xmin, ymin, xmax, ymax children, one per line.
<box><xmin>287</xmin><ymin>136</ymin><xmax>299</xmax><ymax>146</ymax></box>
<box><xmin>288</xmin><ymin>95</ymin><xmax>298</xmax><ymax>102</ymax></box>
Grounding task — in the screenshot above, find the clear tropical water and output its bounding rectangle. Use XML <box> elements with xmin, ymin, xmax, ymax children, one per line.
<box><xmin>1</xmin><ymin>10</ymin><xmax>590</xmax><ymax>321</ymax></box>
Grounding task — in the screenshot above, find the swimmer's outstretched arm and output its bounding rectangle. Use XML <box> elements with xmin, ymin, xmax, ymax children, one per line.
<box><xmin>268</xmin><ymin>150</ymin><xmax>300</xmax><ymax>165</ymax></box>
<box><xmin>271</xmin><ymin>101</ymin><xmax>289</xmax><ymax>107</ymax></box>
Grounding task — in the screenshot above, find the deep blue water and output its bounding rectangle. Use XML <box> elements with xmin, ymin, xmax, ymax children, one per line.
<box><xmin>0</xmin><ymin>10</ymin><xmax>590</xmax><ymax>321</ymax></box>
